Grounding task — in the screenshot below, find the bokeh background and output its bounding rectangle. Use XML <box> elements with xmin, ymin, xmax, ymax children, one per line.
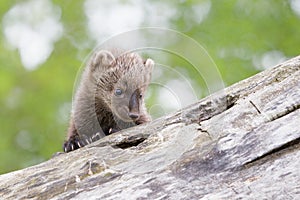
<box><xmin>1</xmin><ymin>0</ymin><xmax>300</xmax><ymax>174</ymax></box>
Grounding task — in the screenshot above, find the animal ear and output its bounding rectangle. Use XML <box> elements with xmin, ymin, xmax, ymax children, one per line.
<box><xmin>143</xmin><ymin>58</ymin><xmax>154</xmax><ymax>84</ymax></box>
<box><xmin>144</xmin><ymin>58</ymin><xmax>154</xmax><ymax>71</ymax></box>
<box><xmin>89</xmin><ymin>50</ymin><xmax>115</xmax><ymax>72</ymax></box>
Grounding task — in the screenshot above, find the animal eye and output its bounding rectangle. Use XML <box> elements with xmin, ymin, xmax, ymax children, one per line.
<box><xmin>139</xmin><ymin>94</ymin><xmax>143</xmax><ymax>98</ymax></box>
<box><xmin>115</xmin><ymin>88</ymin><xmax>123</xmax><ymax>96</ymax></box>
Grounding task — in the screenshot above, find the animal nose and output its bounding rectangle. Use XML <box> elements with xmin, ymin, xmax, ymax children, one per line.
<box><xmin>129</xmin><ymin>113</ymin><xmax>139</xmax><ymax>120</ymax></box>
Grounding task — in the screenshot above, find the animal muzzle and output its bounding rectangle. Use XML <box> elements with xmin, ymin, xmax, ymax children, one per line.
<box><xmin>128</xmin><ymin>89</ymin><xmax>140</xmax><ymax>120</ymax></box>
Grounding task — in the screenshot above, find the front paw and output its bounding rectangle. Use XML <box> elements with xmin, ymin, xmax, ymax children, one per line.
<box><xmin>63</xmin><ymin>135</ymin><xmax>88</xmax><ymax>153</ymax></box>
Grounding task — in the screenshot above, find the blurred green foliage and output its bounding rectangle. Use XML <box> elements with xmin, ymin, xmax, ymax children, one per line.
<box><xmin>0</xmin><ymin>0</ymin><xmax>299</xmax><ymax>174</ymax></box>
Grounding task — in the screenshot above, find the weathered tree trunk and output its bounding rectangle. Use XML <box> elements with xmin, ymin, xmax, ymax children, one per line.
<box><xmin>1</xmin><ymin>56</ymin><xmax>300</xmax><ymax>200</ymax></box>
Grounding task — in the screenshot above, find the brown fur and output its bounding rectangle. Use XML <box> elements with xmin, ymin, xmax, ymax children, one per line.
<box><xmin>63</xmin><ymin>50</ymin><xmax>154</xmax><ymax>152</ymax></box>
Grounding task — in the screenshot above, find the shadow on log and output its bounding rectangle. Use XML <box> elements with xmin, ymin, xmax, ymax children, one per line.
<box><xmin>0</xmin><ymin>56</ymin><xmax>300</xmax><ymax>199</ymax></box>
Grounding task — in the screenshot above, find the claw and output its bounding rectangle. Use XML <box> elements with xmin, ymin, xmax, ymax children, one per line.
<box><xmin>86</xmin><ymin>139</ymin><xmax>90</xmax><ymax>144</ymax></box>
<box><xmin>64</xmin><ymin>147</ymin><xmax>67</xmax><ymax>153</ymax></box>
<box><xmin>109</xmin><ymin>128</ymin><xmax>112</xmax><ymax>134</ymax></box>
<box><xmin>77</xmin><ymin>141</ymin><xmax>81</xmax><ymax>148</ymax></box>
<box><xmin>92</xmin><ymin>133</ymin><xmax>101</xmax><ymax>141</ymax></box>
<box><xmin>92</xmin><ymin>133</ymin><xmax>98</xmax><ymax>140</ymax></box>
<box><xmin>71</xmin><ymin>144</ymin><xmax>74</xmax><ymax>151</ymax></box>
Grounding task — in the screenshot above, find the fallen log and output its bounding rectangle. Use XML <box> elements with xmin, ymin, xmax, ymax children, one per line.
<box><xmin>0</xmin><ymin>56</ymin><xmax>299</xmax><ymax>199</ymax></box>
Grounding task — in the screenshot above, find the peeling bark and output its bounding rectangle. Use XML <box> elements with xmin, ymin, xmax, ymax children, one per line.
<box><xmin>0</xmin><ymin>56</ymin><xmax>300</xmax><ymax>199</ymax></box>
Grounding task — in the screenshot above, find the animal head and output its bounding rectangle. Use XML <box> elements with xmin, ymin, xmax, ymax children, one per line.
<box><xmin>89</xmin><ymin>50</ymin><xmax>154</xmax><ymax>123</ymax></box>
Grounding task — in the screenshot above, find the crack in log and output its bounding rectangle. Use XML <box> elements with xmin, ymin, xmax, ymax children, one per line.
<box><xmin>196</xmin><ymin>93</ymin><xmax>239</xmax><ymax>124</ymax></box>
<box><xmin>112</xmin><ymin>138</ymin><xmax>146</xmax><ymax>149</ymax></box>
<box><xmin>163</xmin><ymin>94</ymin><xmax>240</xmax><ymax>127</ymax></box>
<box><xmin>226</xmin><ymin>93</ymin><xmax>239</xmax><ymax>109</ymax></box>
<box><xmin>243</xmin><ymin>137</ymin><xmax>300</xmax><ymax>167</ymax></box>
<box><xmin>249</xmin><ymin>100</ymin><xmax>261</xmax><ymax>114</ymax></box>
<box><xmin>268</xmin><ymin>101</ymin><xmax>300</xmax><ymax>122</ymax></box>
<box><xmin>163</xmin><ymin>117</ymin><xmax>183</xmax><ymax>127</ymax></box>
